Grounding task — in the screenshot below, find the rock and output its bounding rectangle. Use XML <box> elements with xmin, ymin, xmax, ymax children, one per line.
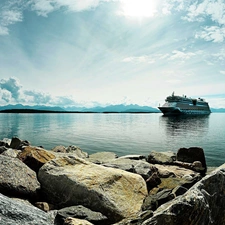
<box><xmin>88</xmin><ymin>152</ymin><xmax>118</xmax><ymax>164</ymax></box>
<box><xmin>142</xmin><ymin>189</ymin><xmax>174</xmax><ymax>211</ymax></box>
<box><xmin>52</xmin><ymin>145</ymin><xmax>67</xmax><ymax>153</ymax></box>
<box><xmin>56</xmin><ymin>205</ymin><xmax>108</xmax><ymax>225</ymax></box>
<box><xmin>147</xmin><ymin>151</ymin><xmax>176</xmax><ymax>164</ymax></box>
<box><xmin>141</xmin><ymin>164</ymin><xmax>225</xmax><ymax>225</ymax></box>
<box><xmin>35</xmin><ymin>202</ymin><xmax>54</xmax><ymax>212</ymax></box>
<box><xmin>1</xmin><ymin>148</ymin><xmax>20</xmax><ymax>158</ymax></box>
<box><xmin>154</xmin><ymin>164</ymin><xmax>201</xmax><ymax>179</ymax></box>
<box><xmin>146</xmin><ymin>172</ymin><xmax>161</xmax><ymax>191</ymax></box>
<box><xmin>63</xmin><ymin>217</ymin><xmax>94</xmax><ymax>225</ymax></box>
<box><xmin>0</xmin><ymin>193</ymin><xmax>54</xmax><ymax>225</ymax></box>
<box><xmin>38</xmin><ymin>156</ymin><xmax>148</xmax><ymax>223</ymax></box>
<box><xmin>176</xmin><ymin>147</ymin><xmax>207</xmax><ymax>174</ymax></box>
<box><xmin>103</xmin><ymin>158</ymin><xmax>157</xmax><ymax>180</ymax></box>
<box><xmin>0</xmin><ymin>145</ymin><xmax>8</xmax><ymax>153</ymax></box>
<box><xmin>0</xmin><ymin>138</ymin><xmax>11</xmax><ymax>147</ymax></box>
<box><xmin>9</xmin><ymin>136</ymin><xmax>22</xmax><ymax>149</ymax></box>
<box><xmin>18</xmin><ymin>146</ymin><xmax>56</xmax><ymax>172</ymax></box>
<box><xmin>66</xmin><ymin>145</ymin><xmax>89</xmax><ymax>158</ymax></box>
<box><xmin>118</xmin><ymin>155</ymin><xmax>146</xmax><ymax>160</ymax></box>
<box><xmin>0</xmin><ymin>155</ymin><xmax>40</xmax><ymax>199</ymax></box>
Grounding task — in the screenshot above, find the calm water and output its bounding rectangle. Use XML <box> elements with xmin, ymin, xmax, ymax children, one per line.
<box><xmin>0</xmin><ymin>113</ymin><xmax>225</xmax><ymax>167</ymax></box>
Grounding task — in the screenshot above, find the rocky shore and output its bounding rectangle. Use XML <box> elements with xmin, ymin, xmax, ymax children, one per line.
<box><xmin>0</xmin><ymin>137</ymin><xmax>225</xmax><ymax>225</ymax></box>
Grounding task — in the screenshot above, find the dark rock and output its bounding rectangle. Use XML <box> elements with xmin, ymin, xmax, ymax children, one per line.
<box><xmin>0</xmin><ymin>193</ymin><xmax>54</xmax><ymax>225</ymax></box>
<box><xmin>56</xmin><ymin>205</ymin><xmax>108</xmax><ymax>225</ymax></box>
<box><xmin>172</xmin><ymin>185</ymin><xmax>188</xmax><ymax>197</ymax></box>
<box><xmin>141</xmin><ymin>164</ymin><xmax>225</xmax><ymax>225</ymax></box>
<box><xmin>0</xmin><ymin>146</ymin><xmax>8</xmax><ymax>153</ymax></box>
<box><xmin>9</xmin><ymin>136</ymin><xmax>22</xmax><ymax>149</ymax></box>
<box><xmin>146</xmin><ymin>172</ymin><xmax>161</xmax><ymax>191</ymax></box>
<box><xmin>176</xmin><ymin>147</ymin><xmax>207</xmax><ymax>174</ymax></box>
<box><xmin>142</xmin><ymin>189</ymin><xmax>174</xmax><ymax>211</ymax></box>
<box><xmin>147</xmin><ymin>151</ymin><xmax>176</xmax><ymax>165</ymax></box>
<box><xmin>0</xmin><ymin>155</ymin><xmax>40</xmax><ymax>199</ymax></box>
<box><xmin>0</xmin><ymin>138</ymin><xmax>11</xmax><ymax>147</ymax></box>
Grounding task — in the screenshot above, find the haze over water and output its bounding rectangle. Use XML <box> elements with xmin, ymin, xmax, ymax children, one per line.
<box><xmin>0</xmin><ymin>113</ymin><xmax>224</xmax><ymax>167</ymax></box>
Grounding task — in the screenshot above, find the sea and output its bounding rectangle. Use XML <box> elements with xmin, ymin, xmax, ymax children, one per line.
<box><xmin>0</xmin><ymin>112</ymin><xmax>225</xmax><ymax>167</ymax></box>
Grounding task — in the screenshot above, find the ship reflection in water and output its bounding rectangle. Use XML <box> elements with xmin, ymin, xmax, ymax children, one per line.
<box><xmin>159</xmin><ymin>114</ymin><xmax>210</xmax><ymax>151</ymax></box>
<box><xmin>160</xmin><ymin>114</ymin><xmax>210</xmax><ymax>137</ymax></box>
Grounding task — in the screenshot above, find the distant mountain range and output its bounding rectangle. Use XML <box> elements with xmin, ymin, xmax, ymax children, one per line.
<box><xmin>0</xmin><ymin>104</ymin><xmax>224</xmax><ymax>113</ymax></box>
<box><xmin>0</xmin><ymin>104</ymin><xmax>160</xmax><ymax>113</ymax></box>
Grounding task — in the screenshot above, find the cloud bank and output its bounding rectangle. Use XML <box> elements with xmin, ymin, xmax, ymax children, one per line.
<box><xmin>0</xmin><ymin>77</ymin><xmax>78</xmax><ymax>106</ymax></box>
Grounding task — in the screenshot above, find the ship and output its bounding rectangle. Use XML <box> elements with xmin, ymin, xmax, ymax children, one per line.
<box><xmin>158</xmin><ymin>92</ymin><xmax>211</xmax><ymax>116</ymax></box>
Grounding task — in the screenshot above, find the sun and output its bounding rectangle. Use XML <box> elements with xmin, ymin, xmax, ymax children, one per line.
<box><xmin>120</xmin><ymin>0</ymin><xmax>158</xmax><ymax>18</ymax></box>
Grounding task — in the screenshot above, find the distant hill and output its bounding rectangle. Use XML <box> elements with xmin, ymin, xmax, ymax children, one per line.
<box><xmin>0</xmin><ymin>104</ymin><xmax>65</xmax><ymax>112</ymax></box>
<box><xmin>0</xmin><ymin>104</ymin><xmax>159</xmax><ymax>113</ymax></box>
<box><xmin>64</xmin><ymin>104</ymin><xmax>160</xmax><ymax>113</ymax></box>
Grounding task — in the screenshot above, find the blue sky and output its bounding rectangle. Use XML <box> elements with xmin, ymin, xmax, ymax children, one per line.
<box><xmin>0</xmin><ymin>0</ymin><xmax>225</xmax><ymax>108</ymax></box>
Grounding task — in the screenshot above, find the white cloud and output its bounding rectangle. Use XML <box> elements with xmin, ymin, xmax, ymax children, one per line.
<box><xmin>122</xmin><ymin>55</ymin><xmax>155</xmax><ymax>64</ymax></box>
<box><xmin>169</xmin><ymin>50</ymin><xmax>196</xmax><ymax>61</ymax></box>
<box><xmin>0</xmin><ymin>77</ymin><xmax>22</xmax><ymax>101</ymax></box>
<box><xmin>220</xmin><ymin>70</ymin><xmax>225</xmax><ymax>75</ymax></box>
<box><xmin>0</xmin><ymin>9</ymin><xmax>23</xmax><ymax>35</ymax></box>
<box><xmin>195</xmin><ymin>26</ymin><xmax>225</xmax><ymax>43</ymax></box>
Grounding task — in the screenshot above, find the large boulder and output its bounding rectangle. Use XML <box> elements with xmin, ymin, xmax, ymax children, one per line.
<box><xmin>38</xmin><ymin>156</ymin><xmax>148</xmax><ymax>223</ymax></box>
<box><xmin>18</xmin><ymin>146</ymin><xmax>56</xmax><ymax>172</ymax></box>
<box><xmin>0</xmin><ymin>193</ymin><xmax>54</xmax><ymax>225</ymax></box>
<box><xmin>147</xmin><ymin>151</ymin><xmax>176</xmax><ymax>165</ymax></box>
<box><xmin>142</xmin><ymin>164</ymin><xmax>225</xmax><ymax>225</ymax></box>
<box><xmin>0</xmin><ymin>155</ymin><xmax>40</xmax><ymax>199</ymax></box>
<box><xmin>176</xmin><ymin>147</ymin><xmax>207</xmax><ymax>174</ymax></box>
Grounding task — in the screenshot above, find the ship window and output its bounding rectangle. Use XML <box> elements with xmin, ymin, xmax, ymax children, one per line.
<box><xmin>192</xmin><ymin>99</ymin><xmax>197</xmax><ymax>105</ymax></box>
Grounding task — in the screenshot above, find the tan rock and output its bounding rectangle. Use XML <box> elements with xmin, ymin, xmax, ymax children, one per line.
<box><xmin>18</xmin><ymin>146</ymin><xmax>56</xmax><ymax>172</ymax></box>
<box><xmin>63</xmin><ymin>217</ymin><xmax>94</xmax><ymax>225</ymax></box>
<box><xmin>38</xmin><ymin>156</ymin><xmax>148</xmax><ymax>223</ymax></box>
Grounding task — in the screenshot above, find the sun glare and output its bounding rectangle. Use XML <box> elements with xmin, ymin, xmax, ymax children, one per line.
<box><xmin>120</xmin><ymin>0</ymin><xmax>158</xmax><ymax>18</ymax></box>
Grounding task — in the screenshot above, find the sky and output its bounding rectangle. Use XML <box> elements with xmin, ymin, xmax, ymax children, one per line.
<box><xmin>0</xmin><ymin>0</ymin><xmax>225</xmax><ymax>108</ymax></box>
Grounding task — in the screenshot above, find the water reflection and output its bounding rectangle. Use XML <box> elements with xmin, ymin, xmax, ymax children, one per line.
<box><xmin>159</xmin><ymin>115</ymin><xmax>210</xmax><ymax>138</ymax></box>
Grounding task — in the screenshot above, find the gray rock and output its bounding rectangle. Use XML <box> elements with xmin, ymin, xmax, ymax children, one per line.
<box><xmin>88</xmin><ymin>152</ymin><xmax>118</xmax><ymax>164</ymax></box>
<box><xmin>1</xmin><ymin>148</ymin><xmax>20</xmax><ymax>158</ymax></box>
<box><xmin>52</xmin><ymin>145</ymin><xmax>67</xmax><ymax>153</ymax></box>
<box><xmin>0</xmin><ymin>155</ymin><xmax>40</xmax><ymax>199</ymax></box>
<box><xmin>0</xmin><ymin>193</ymin><xmax>54</xmax><ymax>225</ymax></box>
<box><xmin>103</xmin><ymin>158</ymin><xmax>157</xmax><ymax>180</ymax></box>
<box><xmin>66</xmin><ymin>145</ymin><xmax>89</xmax><ymax>158</ymax></box>
<box><xmin>147</xmin><ymin>151</ymin><xmax>176</xmax><ymax>165</ymax></box>
<box><xmin>56</xmin><ymin>205</ymin><xmax>108</xmax><ymax>225</ymax></box>
<box><xmin>142</xmin><ymin>164</ymin><xmax>225</xmax><ymax>225</ymax></box>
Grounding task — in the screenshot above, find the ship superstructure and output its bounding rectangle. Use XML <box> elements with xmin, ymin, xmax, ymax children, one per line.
<box><xmin>158</xmin><ymin>92</ymin><xmax>211</xmax><ymax>116</ymax></box>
